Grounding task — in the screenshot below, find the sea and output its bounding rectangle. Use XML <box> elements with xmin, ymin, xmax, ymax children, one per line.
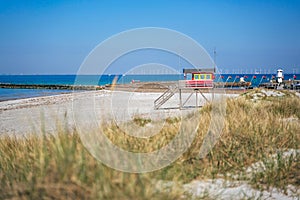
<box><xmin>0</xmin><ymin>74</ymin><xmax>299</xmax><ymax>101</ymax></box>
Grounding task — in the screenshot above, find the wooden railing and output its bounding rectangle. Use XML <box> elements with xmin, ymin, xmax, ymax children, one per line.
<box><xmin>178</xmin><ymin>80</ymin><xmax>213</xmax><ymax>89</ymax></box>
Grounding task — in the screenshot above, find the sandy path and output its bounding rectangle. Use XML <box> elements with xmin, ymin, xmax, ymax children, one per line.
<box><xmin>0</xmin><ymin>89</ymin><xmax>234</xmax><ymax>136</ymax></box>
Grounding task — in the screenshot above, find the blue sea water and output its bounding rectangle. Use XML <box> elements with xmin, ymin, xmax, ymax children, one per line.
<box><xmin>0</xmin><ymin>74</ymin><xmax>299</xmax><ymax>101</ymax></box>
<box><xmin>0</xmin><ymin>88</ymin><xmax>74</xmax><ymax>102</ymax></box>
<box><xmin>0</xmin><ymin>74</ymin><xmax>184</xmax><ymax>101</ymax></box>
<box><xmin>0</xmin><ymin>74</ymin><xmax>183</xmax><ymax>85</ymax></box>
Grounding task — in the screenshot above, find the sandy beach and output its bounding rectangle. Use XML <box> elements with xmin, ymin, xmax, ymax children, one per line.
<box><xmin>1</xmin><ymin>88</ymin><xmax>299</xmax><ymax>199</ymax></box>
<box><xmin>0</xmin><ymin>88</ymin><xmax>234</xmax><ymax>136</ymax></box>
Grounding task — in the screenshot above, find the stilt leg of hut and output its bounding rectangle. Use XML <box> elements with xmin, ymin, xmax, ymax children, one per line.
<box><xmin>195</xmin><ymin>90</ymin><xmax>198</xmax><ymax>107</ymax></box>
<box><xmin>200</xmin><ymin>91</ymin><xmax>209</xmax><ymax>102</ymax></box>
<box><xmin>182</xmin><ymin>91</ymin><xmax>194</xmax><ymax>108</ymax></box>
<box><xmin>179</xmin><ymin>89</ymin><xmax>182</xmax><ymax>109</ymax></box>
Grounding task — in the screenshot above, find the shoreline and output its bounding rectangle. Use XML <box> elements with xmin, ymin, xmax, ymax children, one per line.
<box><xmin>0</xmin><ymin>89</ymin><xmax>79</xmax><ymax>103</ymax></box>
<box><xmin>2</xmin><ymin>78</ymin><xmax>299</xmax><ymax>103</ymax></box>
<box><xmin>0</xmin><ymin>81</ymin><xmax>245</xmax><ymax>103</ymax></box>
<box><xmin>0</xmin><ymin>83</ymin><xmax>104</xmax><ymax>90</ymax></box>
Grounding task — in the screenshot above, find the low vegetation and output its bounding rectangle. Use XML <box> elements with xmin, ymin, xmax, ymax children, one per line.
<box><xmin>0</xmin><ymin>89</ymin><xmax>299</xmax><ymax>199</ymax></box>
<box><xmin>132</xmin><ymin>116</ymin><xmax>152</xmax><ymax>127</ymax></box>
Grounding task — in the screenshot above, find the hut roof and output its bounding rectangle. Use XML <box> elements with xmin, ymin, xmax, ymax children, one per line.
<box><xmin>183</xmin><ymin>68</ymin><xmax>215</xmax><ymax>74</ymax></box>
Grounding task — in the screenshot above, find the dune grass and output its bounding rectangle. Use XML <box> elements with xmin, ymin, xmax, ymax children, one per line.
<box><xmin>0</xmin><ymin>89</ymin><xmax>299</xmax><ymax>199</ymax></box>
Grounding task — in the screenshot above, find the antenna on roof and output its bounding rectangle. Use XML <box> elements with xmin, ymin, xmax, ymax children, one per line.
<box><xmin>213</xmin><ymin>47</ymin><xmax>217</xmax><ymax>73</ymax></box>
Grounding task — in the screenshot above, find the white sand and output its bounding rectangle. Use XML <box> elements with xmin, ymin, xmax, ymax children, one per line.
<box><xmin>156</xmin><ymin>178</ymin><xmax>299</xmax><ymax>199</ymax></box>
<box><xmin>183</xmin><ymin>178</ymin><xmax>299</xmax><ymax>199</ymax></box>
<box><xmin>0</xmin><ymin>90</ymin><xmax>233</xmax><ymax>136</ymax></box>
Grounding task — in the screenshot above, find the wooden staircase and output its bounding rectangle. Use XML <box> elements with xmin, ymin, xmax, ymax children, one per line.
<box><xmin>154</xmin><ymin>85</ymin><xmax>179</xmax><ymax>109</ymax></box>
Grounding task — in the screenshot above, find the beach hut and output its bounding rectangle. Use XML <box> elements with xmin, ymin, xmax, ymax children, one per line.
<box><xmin>154</xmin><ymin>68</ymin><xmax>215</xmax><ymax>109</ymax></box>
<box><xmin>182</xmin><ymin>68</ymin><xmax>215</xmax><ymax>88</ymax></box>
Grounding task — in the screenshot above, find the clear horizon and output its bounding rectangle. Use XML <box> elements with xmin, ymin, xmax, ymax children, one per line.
<box><xmin>0</xmin><ymin>0</ymin><xmax>299</xmax><ymax>74</ymax></box>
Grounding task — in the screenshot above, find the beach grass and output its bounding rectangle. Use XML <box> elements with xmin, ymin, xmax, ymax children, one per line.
<box><xmin>0</xmin><ymin>89</ymin><xmax>299</xmax><ymax>199</ymax></box>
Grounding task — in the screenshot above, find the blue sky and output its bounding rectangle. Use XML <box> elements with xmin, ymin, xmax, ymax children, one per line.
<box><xmin>0</xmin><ymin>0</ymin><xmax>300</xmax><ymax>74</ymax></box>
